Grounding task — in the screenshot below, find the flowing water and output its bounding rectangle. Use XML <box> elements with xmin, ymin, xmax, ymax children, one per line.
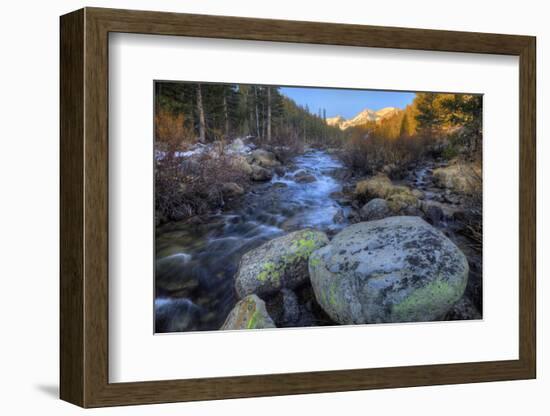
<box><xmin>155</xmin><ymin>150</ymin><xmax>482</xmax><ymax>332</ymax></box>
<box><xmin>155</xmin><ymin>150</ymin><xmax>350</xmax><ymax>332</ymax></box>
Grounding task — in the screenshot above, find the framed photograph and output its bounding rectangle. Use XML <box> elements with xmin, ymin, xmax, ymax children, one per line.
<box><xmin>60</xmin><ymin>7</ymin><xmax>536</xmax><ymax>408</ymax></box>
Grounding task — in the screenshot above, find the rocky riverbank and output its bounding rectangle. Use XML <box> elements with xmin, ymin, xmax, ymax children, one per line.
<box><xmin>155</xmin><ymin>140</ymin><xmax>482</xmax><ymax>332</ymax></box>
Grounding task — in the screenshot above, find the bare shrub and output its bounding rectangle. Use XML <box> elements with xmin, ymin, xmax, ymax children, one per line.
<box><xmin>155</xmin><ymin>112</ymin><xmax>249</xmax><ymax>222</ymax></box>
<box><xmin>341</xmin><ymin>132</ymin><xmax>430</xmax><ymax>175</ymax></box>
<box><xmin>270</xmin><ymin>127</ymin><xmax>305</xmax><ymax>163</ymax></box>
<box><xmin>456</xmin><ymin>164</ymin><xmax>482</xmax><ymax>249</ymax></box>
<box><xmin>155</xmin><ymin>150</ymin><xmax>249</xmax><ymax>222</ymax></box>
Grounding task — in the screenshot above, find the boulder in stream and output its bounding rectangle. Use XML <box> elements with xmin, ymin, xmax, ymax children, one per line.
<box><xmin>155</xmin><ymin>298</ymin><xmax>201</xmax><ymax>332</ymax></box>
<box><xmin>359</xmin><ymin>198</ymin><xmax>391</xmax><ymax>221</ymax></box>
<box><xmin>265</xmin><ymin>288</ymin><xmax>303</xmax><ymax>327</ymax></box>
<box><xmin>250</xmin><ymin>149</ymin><xmax>281</xmax><ymax>168</ymax></box>
<box><xmin>221</xmin><ymin>182</ymin><xmax>244</xmax><ymax>197</ymax></box>
<box><xmin>155</xmin><ymin>253</ymin><xmax>199</xmax><ymax>294</ymax></box>
<box><xmin>235</xmin><ymin>229</ymin><xmax>329</xmax><ymax>299</ymax></box>
<box><xmin>250</xmin><ymin>164</ymin><xmax>273</xmax><ymax>181</ymax></box>
<box><xmin>355</xmin><ymin>174</ymin><xmax>394</xmax><ymax>200</ymax></box>
<box><xmin>220</xmin><ymin>295</ymin><xmax>276</xmax><ymax>330</ymax></box>
<box><xmin>294</xmin><ymin>170</ymin><xmax>317</xmax><ymax>183</ymax></box>
<box><xmin>308</xmin><ymin>216</ymin><xmax>469</xmax><ymax>324</ymax></box>
<box><xmin>355</xmin><ymin>174</ymin><xmax>419</xmax><ymax>214</ymax></box>
<box><xmin>230</xmin><ymin>155</ymin><xmax>253</xmax><ymax>175</ymax></box>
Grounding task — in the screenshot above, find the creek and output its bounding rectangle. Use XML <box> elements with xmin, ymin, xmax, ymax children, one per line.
<box><xmin>155</xmin><ymin>149</ymin><xmax>481</xmax><ymax>332</ymax></box>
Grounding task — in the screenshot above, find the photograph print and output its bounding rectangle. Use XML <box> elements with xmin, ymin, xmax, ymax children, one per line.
<box><xmin>154</xmin><ymin>81</ymin><xmax>482</xmax><ymax>333</ymax></box>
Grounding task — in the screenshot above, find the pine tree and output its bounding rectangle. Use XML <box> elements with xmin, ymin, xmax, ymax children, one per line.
<box><xmin>414</xmin><ymin>93</ymin><xmax>441</xmax><ymax>137</ymax></box>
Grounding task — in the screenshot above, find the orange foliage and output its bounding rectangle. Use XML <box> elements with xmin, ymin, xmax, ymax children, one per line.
<box><xmin>154</xmin><ymin>109</ymin><xmax>194</xmax><ymax>150</ymax></box>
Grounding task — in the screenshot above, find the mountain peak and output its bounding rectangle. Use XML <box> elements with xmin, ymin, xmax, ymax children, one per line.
<box><xmin>326</xmin><ymin>107</ymin><xmax>401</xmax><ymax>130</ymax></box>
<box><xmin>326</xmin><ymin>115</ymin><xmax>345</xmax><ymax>127</ymax></box>
<box><xmin>375</xmin><ymin>107</ymin><xmax>399</xmax><ymax>118</ymax></box>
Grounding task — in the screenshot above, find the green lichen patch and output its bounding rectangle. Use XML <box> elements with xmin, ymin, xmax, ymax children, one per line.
<box><xmin>392</xmin><ymin>277</ymin><xmax>465</xmax><ymax>322</ymax></box>
<box><xmin>257</xmin><ymin>261</ymin><xmax>280</xmax><ymax>283</ymax></box>
<box><xmin>235</xmin><ymin>229</ymin><xmax>328</xmax><ymax>298</ymax></box>
<box><xmin>309</xmin><ymin>256</ymin><xmax>321</xmax><ymax>268</ymax></box>
<box><xmin>329</xmin><ymin>282</ymin><xmax>338</xmax><ymax>307</ymax></box>
<box><xmin>247</xmin><ymin>311</ymin><xmax>260</xmax><ymax>329</ymax></box>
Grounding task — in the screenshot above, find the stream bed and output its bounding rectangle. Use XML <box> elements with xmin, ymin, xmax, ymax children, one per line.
<box><xmin>155</xmin><ymin>149</ymin><xmax>481</xmax><ymax>332</ymax></box>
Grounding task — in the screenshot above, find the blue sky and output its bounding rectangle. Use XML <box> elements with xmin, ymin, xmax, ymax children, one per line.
<box><xmin>279</xmin><ymin>87</ymin><xmax>416</xmax><ymax>119</ymax></box>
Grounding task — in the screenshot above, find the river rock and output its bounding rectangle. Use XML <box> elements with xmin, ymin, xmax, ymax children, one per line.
<box><xmin>235</xmin><ymin>229</ymin><xmax>329</xmax><ymax>299</ymax></box>
<box><xmin>280</xmin><ymin>289</ymin><xmax>301</xmax><ymax>324</ymax></box>
<box><xmin>355</xmin><ymin>174</ymin><xmax>393</xmax><ymax>200</ymax></box>
<box><xmin>251</xmin><ymin>149</ymin><xmax>281</xmax><ymax>168</ymax></box>
<box><xmin>220</xmin><ymin>295</ymin><xmax>276</xmax><ymax>330</ymax></box>
<box><xmin>266</xmin><ymin>288</ymin><xmax>302</xmax><ymax>327</ymax></box>
<box><xmin>382</xmin><ymin>163</ymin><xmax>403</xmax><ymax>179</ymax></box>
<box><xmin>355</xmin><ymin>174</ymin><xmax>419</xmax><ymax>213</ymax></box>
<box><xmin>308</xmin><ymin>216</ymin><xmax>469</xmax><ymax>324</ymax></box>
<box><xmin>333</xmin><ymin>208</ymin><xmax>346</xmax><ymax>224</ymax></box>
<box><xmin>420</xmin><ymin>200</ymin><xmax>460</xmax><ymax>224</ymax></box>
<box><xmin>272</xmin><ymin>182</ymin><xmax>288</xmax><ymax>189</ymax></box>
<box><xmin>443</xmin><ymin>296</ymin><xmax>482</xmax><ymax>321</ymax></box>
<box><xmin>155</xmin><ymin>298</ymin><xmax>201</xmax><ymax>332</ymax></box>
<box><xmin>329</xmin><ymin>191</ymin><xmax>351</xmax><ymax>206</ymax></box>
<box><xmin>386</xmin><ymin>191</ymin><xmax>420</xmax><ymax>214</ymax></box>
<box><xmin>155</xmin><ymin>253</ymin><xmax>199</xmax><ymax>293</ymax></box>
<box><xmin>250</xmin><ymin>164</ymin><xmax>273</xmax><ymax>181</ymax></box>
<box><xmin>274</xmin><ymin>166</ymin><xmax>286</xmax><ymax>176</ymax></box>
<box><xmin>359</xmin><ymin>198</ymin><xmax>391</xmax><ymax>221</ymax></box>
<box><xmin>433</xmin><ymin>163</ymin><xmax>481</xmax><ymax>194</ymax></box>
<box><xmin>230</xmin><ymin>155</ymin><xmax>253</xmax><ymax>175</ymax></box>
<box><xmin>221</xmin><ymin>182</ymin><xmax>244</xmax><ymax>197</ymax></box>
<box><xmin>228</xmin><ymin>138</ymin><xmax>249</xmax><ymax>154</ymax></box>
<box><xmin>412</xmin><ymin>189</ymin><xmax>425</xmax><ymax>200</ymax></box>
<box><xmin>294</xmin><ymin>170</ymin><xmax>317</xmax><ymax>183</ymax></box>
<box><xmin>423</xmin><ymin>202</ymin><xmax>444</xmax><ymax>226</ymax></box>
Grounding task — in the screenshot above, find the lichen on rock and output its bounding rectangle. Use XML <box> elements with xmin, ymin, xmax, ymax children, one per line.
<box><xmin>234</xmin><ymin>229</ymin><xmax>329</xmax><ymax>299</ymax></box>
<box><xmin>220</xmin><ymin>294</ymin><xmax>276</xmax><ymax>330</ymax></box>
<box><xmin>309</xmin><ymin>216</ymin><xmax>469</xmax><ymax>324</ymax></box>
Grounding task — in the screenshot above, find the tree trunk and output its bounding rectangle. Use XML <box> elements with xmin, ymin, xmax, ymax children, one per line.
<box><xmin>254</xmin><ymin>87</ymin><xmax>260</xmax><ymax>139</ymax></box>
<box><xmin>196</xmin><ymin>84</ymin><xmax>206</xmax><ymax>143</ymax></box>
<box><xmin>267</xmin><ymin>87</ymin><xmax>272</xmax><ymax>143</ymax></box>
<box><xmin>223</xmin><ymin>91</ymin><xmax>229</xmax><ymax>137</ymax></box>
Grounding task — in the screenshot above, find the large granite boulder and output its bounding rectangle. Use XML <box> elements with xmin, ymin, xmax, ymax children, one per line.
<box><xmin>234</xmin><ymin>229</ymin><xmax>329</xmax><ymax>299</ymax></box>
<box><xmin>308</xmin><ymin>216</ymin><xmax>469</xmax><ymax>324</ymax></box>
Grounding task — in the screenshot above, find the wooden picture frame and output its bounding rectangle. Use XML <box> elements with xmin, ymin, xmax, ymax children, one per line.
<box><xmin>60</xmin><ymin>7</ymin><xmax>536</xmax><ymax>408</ymax></box>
